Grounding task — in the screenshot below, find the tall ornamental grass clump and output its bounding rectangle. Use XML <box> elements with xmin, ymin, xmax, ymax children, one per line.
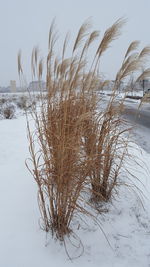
<box><xmin>18</xmin><ymin>18</ymin><xmax>150</xmax><ymax>243</ymax></box>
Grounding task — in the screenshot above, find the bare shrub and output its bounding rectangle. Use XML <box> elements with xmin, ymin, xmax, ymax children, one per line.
<box><xmin>2</xmin><ymin>102</ymin><xmax>16</xmax><ymax>119</ymax></box>
<box><xmin>0</xmin><ymin>97</ymin><xmax>7</xmax><ymax>105</ymax></box>
<box><xmin>16</xmin><ymin>95</ymin><xmax>37</xmax><ymax>110</ymax></box>
<box><xmin>17</xmin><ymin>95</ymin><xmax>28</xmax><ymax>109</ymax></box>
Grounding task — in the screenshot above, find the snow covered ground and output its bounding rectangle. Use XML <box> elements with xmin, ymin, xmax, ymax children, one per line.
<box><xmin>0</xmin><ymin>104</ymin><xmax>150</xmax><ymax>266</ymax></box>
<box><xmin>98</xmin><ymin>89</ymin><xmax>144</xmax><ymax>98</ymax></box>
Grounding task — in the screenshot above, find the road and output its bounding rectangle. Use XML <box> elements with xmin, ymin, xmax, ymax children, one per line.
<box><xmin>123</xmin><ymin>106</ymin><xmax>150</xmax><ymax>128</ymax></box>
<box><xmin>123</xmin><ymin>100</ymin><xmax>150</xmax><ymax>153</ymax></box>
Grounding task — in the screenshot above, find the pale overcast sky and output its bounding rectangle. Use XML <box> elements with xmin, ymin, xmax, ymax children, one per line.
<box><xmin>0</xmin><ymin>0</ymin><xmax>150</xmax><ymax>86</ymax></box>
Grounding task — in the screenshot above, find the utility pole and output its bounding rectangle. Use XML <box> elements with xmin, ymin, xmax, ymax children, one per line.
<box><xmin>142</xmin><ymin>79</ymin><xmax>145</xmax><ymax>96</ymax></box>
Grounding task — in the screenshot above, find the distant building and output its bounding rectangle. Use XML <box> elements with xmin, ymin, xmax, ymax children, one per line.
<box><xmin>10</xmin><ymin>80</ymin><xmax>16</xmax><ymax>93</ymax></box>
<box><xmin>0</xmin><ymin>86</ymin><xmax>11</xmax><ymax>93</ymax></box>
<box><xmin>28</xmin><ymin>80</ymin><xmax>46</xmax><ymax>91</ymax></box>
<box><xmin>139</xmin><ymin>79</ymin><xmax>150</xmax><ymax>92</ymax></box>
<box><xmin>102</xmin><ymin>80</ymin><xmax>124</xmax><ymax>91</ymax></box>
<box><xmin>134</xmin><ymin>79</ymin><xmax>150</xmax><ymax>92</ymax></box>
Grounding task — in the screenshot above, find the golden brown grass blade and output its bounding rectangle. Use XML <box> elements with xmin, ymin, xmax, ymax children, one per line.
<box><xmin>87</xmin><ymin>30</ymin><xmax>100</xmax><ymax>48</ymax></box>
<box><xmin>38</xmin><ymin>58</ymin><xmax>43</xmax><ymax>79</ymax></box>
<box><xmin>138</xmin><ymin>46</ymin><xmax>150</xmax><ymax>61</ymax></box>
<box><xmin>124</xmin><ymin>40</ymin><xmax>140</xmax><ymax>59</ymax></box>
<box><xmin>96</xmin><ymin>18</ymin><xmax>126</xmax><ymax>58</ymax></box>
<box><xmin>31</xmin><ymin>47</ymin><xmax>36</xmax><ymax>77</ymax></box>
<box><xmin>48</xmin><ymin>18</ymin><xmax>56</xmax><ymax>50</ymax></box>
<box><xmin>136</xmin><ymin>68</ymin><xmax>150</xmax><ymax>82</ymax></box>
<box><xmin>72</xmin><ymin>19</ymin><xmax>91</xmax><ymax>52</ymax></box>
<box><xmin>62</xmin><ymin>32</ymin><xmax>70</xmax><ymax>60</ymax></box>
<box><xmin>18</xmin><ymin>50</ymin><xmax>23</xmax><ymax>76</ymax></box>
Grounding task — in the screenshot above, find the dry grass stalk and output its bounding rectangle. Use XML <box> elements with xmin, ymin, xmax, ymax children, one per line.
<box><xmin>27</xmin><ymin>97</ymin><xmax>91</xmax><ymax>239</ymax></box>
<box><xmin>84</xmin><ymin>106</ymin><xmax>131</xmax><ymax>202</ymax></box>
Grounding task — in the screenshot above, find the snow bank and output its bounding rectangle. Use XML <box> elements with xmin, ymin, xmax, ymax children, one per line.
<box><xmin>0</xmin><ymin>116</ymin><xmax>150</xmax><ymax>267</ymax></box>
